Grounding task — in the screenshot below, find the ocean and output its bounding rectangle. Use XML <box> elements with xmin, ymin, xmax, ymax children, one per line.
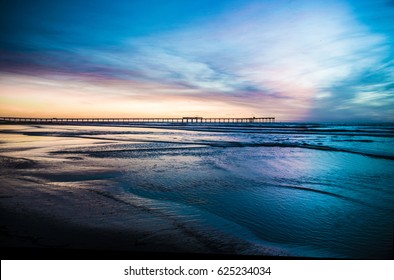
<box><xmin>0</xmin><ymin>122</ymin><xmax>393</xmax><ymax>258</ymax></box>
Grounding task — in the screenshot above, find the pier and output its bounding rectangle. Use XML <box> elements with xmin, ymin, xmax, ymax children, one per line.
<box><xmin>0</xmin><ymin>116</ymin><xmax>275</xmax><ymax>124</ymax></box>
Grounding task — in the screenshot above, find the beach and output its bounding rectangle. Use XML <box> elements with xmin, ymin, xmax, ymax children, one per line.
<box><xmin>1</xmin><ymin>123</ymin><xmax>393</xmax><ymax>259</ymax></box>
<box><xmin>0</xmin><ymin>152</ymin><xmax>264</xmax><ymax>257</ymax></box>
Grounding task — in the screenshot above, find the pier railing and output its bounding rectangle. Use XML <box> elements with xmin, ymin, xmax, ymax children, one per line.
<box><xmin>0</xmin><ymin>116</ymin><xmax>275</xmax><ymax>124</ymax></box>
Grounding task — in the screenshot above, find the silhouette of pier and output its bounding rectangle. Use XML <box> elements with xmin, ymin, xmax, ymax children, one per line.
<box><xmin>0</xmin><ymin>116</ymin><xmax>275</xmax><ymax>124</ymax></box>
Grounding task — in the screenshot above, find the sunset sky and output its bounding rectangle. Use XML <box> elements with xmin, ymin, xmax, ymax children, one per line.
<box><xmin>1</xmin><ymin>0</ymin><xmax>393</xmax><ymax>121</ymax></box>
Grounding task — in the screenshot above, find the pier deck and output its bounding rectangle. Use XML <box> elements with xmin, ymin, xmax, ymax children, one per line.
<box><xmin>0</xmin><ymin>117</ymin><xmax>275</xmax><ymax>124</ymax></box>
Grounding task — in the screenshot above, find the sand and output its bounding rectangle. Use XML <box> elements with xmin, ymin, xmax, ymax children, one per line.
<box><xmin>0</xmin><ymin>173</ymin><xmax>220</xmax><ymax>257</ymax></box>
<box><xmin>5</xmin><ymin>123</ymin><xmax>391</xmax><ymax>259</ymax></box>
<box><xmin>0</xmin><ymin>154</ymin><xmax>278</xmax><ymax>259</ymax></box>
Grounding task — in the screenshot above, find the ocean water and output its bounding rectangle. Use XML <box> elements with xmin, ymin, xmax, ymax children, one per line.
<box><xmin>1</xmin><ymin>122</ymin><xmax>393</xmax><ymax>258</ymax></box>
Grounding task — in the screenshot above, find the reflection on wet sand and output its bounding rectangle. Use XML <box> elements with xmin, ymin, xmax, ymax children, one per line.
<box><xmin>1</xmin><ymin>123</ymin><xmax>393</xmax><ymax>258</ymax></box>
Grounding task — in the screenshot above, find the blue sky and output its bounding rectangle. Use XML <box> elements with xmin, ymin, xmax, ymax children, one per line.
<box><xmin>1</xmin><ymin>0</ymin><xmax>393</xmax><ymax>121</ymax></box>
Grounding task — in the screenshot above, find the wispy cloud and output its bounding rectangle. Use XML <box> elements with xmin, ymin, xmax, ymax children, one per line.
<box><xmin>1</xmin><ymin>0</ymin><xmax>393</xmax><ymax>120</ymax></box>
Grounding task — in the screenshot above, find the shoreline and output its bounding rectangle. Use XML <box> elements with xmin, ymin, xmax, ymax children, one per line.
<box><xmin>0</xmin><ymin>175</ymin><xmax>216</xmax><ymax>255</ymax></box>
<box><xmin>0</xmin><ymin>173</ymin><xmax>289</xmax><ymax>259</ymax></box>
<box><xmin>1</xmin><ymin>124</ymin><xmax>393</xmax><ymax>259</ymax></box>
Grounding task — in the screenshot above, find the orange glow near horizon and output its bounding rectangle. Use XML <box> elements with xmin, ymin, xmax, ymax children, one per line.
<box><xmin>0</xmin><ymin>74</ymin><xmax>303</xmax><ymax>121</ymax></box>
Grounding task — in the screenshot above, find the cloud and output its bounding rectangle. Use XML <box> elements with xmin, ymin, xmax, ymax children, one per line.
<box><xmin>1</xmin><ymin>0</ymin><xmax>393</xmax><ymax>120</ymax></box>
<box><xmin>309</xmin><ymin>58</ymin><xmax>394</xmax><ymax>121</ymax></box>
<box><xmin>104</xmin><ymin>0</ymin><xmax>391</xmax><ymax>120</ymax></box>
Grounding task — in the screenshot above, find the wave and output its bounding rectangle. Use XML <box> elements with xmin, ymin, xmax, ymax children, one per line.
<box><xmin>2</xmin><ymin>122</ymin><xmax>394</xmax><ymax>138</ymax></box>
<box><xmin>2</xmin><ymin>124</ymin><xmax>393</xmax><ymax>160</ymax></box>
<box><xmin>268</xmin><ymin>183</ymin><xmax>392</xmax><ymax>212</ymax></box>
<box><xmin>49</xmin><ymin>139</ymin><xmax>394</xmax><ymax>161</ymax></box>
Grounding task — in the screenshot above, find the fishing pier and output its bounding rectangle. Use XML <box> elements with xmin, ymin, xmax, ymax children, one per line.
<box><xmin>0</xmin><ymin>116</ymin><xmax>275</xmax><ymax>124</ymax></box>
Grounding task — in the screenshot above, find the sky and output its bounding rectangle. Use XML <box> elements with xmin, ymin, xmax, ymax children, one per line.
<box><xmin>0</xmin><ymin>0</ymin><xmax>393</xmax><ymax>121</ymax></box>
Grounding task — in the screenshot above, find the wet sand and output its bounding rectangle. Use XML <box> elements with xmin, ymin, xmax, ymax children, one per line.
<box><xmin>0</xmin><ymin>124</ymin><xmax>289</xmax><ymax>259</ymax></box>
<box><xmin>0</xmin><ymin>171</ymin><xmax>226</xmax><ymax>257</ymax></box>
<box><xmin>2</xmin><ymin>124</ymin><xmax>393</xmax><ymax>259</ymax></box>
<box><xmin>0</xmin><ymin>156</ymin><xmax>286</xmax><ymax>259</ymax></box>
